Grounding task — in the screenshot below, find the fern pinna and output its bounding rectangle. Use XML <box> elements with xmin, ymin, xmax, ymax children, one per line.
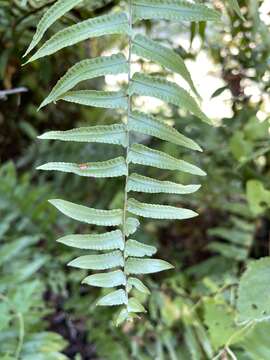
<box><xmin>24</xmin><ymin>0</ymin><xmax>220</xmax><ymax>324</ymax></box>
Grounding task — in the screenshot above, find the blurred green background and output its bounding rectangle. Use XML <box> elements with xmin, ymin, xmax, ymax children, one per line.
<box><xmin>0</xmin><ymin>0</ymin><xmax>270</xmax><ymax>359</ymax></box>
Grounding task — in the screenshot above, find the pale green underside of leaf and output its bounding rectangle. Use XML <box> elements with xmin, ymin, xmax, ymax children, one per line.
<box><xmin>24</xmin><ymin>0</ymin><xmax>83</xmax><ymax>57</ymax></box>
<box><xmin>82</xmin><ymin>270</ymin><xmax>126</xmax><ymax>288</ymax></box>
<box><xmin>127</xmin><ymin>173</ymin><xmax>201</xmax><ymax>194</ymax></box>
<box><xmin>125</xmin><ymin>257</ymin><xmax>174</xmax><ymax>274</ymax></box>
<box><xmin>68</xmin><ymin>250</ymin><xmax>124</xmax><ymax>270</ymax></box>
<box><xmin>25</xmin><ymin>12</ymin><xmax>130</xmax><ymax>63</ymax></box>
<box><xmin>129</xmin><ymin>110</ymin><xmax>202</xmax><ymax>151</ymax></box>
<box><xmin>128</xmin><ymin>73</ymin><xmax>211</xmax><ymax>124</ymax></box>
<box><xmin>132</xmin><ymin>34</ymin><xmax>200</xmax><ymax>98</ymax></box>
<box><xmin>132</xmin><ymin>0</ymin><xmax>220</xmax><ymax>23</ymax></box>
<box><xmin>125</xmin><ymin>239</ymin><xmax>157</xmax><ymax>258</ymax></box>
<box><xmin>128</xmin><ymin>144</ymin><xmax>206</xmax><ymax>176</ymax></box>
<box><xmin>128</xmin><ymin>297</ymin><xmax>146</xmax><ymax>313</ymax></box>
<box><xmin>127</xmin><ymin>277</ymin><xmax>150</xmax><ymax>294</ymax></box>
<box><xmin>38</xmin><ymin>124</ymin><xmax>128</xmax><ymax>146</ymax></box>
<box><xmin>49</xmin><ymin>199</ymin><xmax>123</xmax><ymax>226</ymax></box>
<box><xmin>40</xmin><ymin>54</ymin><xmax>128</xmax><ymax>108</ymax></box>
<box><xmin>56</xmin><ymin>230</ymin><xmax>124</xmax><ymax>251</ymax></box>
<box><xmin>37</xmin><ymin>157</ymin><xmax>128</xmax><ymax>178</ymax></box>
<box><xmin>124</xmin><ymin>217</ymin><xmax>140</xmax><ymax>236</ymax></box>
<box><xmin>127</xmin><ymin>198</ymin><xmax>198</xmax><ymax>220</ymax></box>
<box><xmin>97</xmin><ymin>289</ymin><xmax>128</xmax><ymax>306</ymax></box>
<box><xmin>58</xmin><ymin>90</ymin><xmax>128</xmax><ymax>109</ymax></box>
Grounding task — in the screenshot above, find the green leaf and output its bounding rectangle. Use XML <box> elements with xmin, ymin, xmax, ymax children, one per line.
<box><xmin>25</xmin><ymin>12</ymin><xmax>129</xmax><ymax>63</ymax></box>
<box><xmin>58</xmin><ymin>90</ymin><xmax>128</xmax><ymax>109</ymax></box>
<box><xmin>128</xmin><ymin>144</ymin><xmax>206</xmax><ymax>176</ymax></box>
<box><xmin>129</xmin><ymin>111</ymin><xmax>202</xmax><ymax>151</ymax></box>
<box><xmin>127</xmin><ymin>173</ymin><xmax>201</xmax><ymax>194</ymax></box>
<box><xmin>128</xmin><ymin>298</ymin><xmax>146</xmax><ymax>313</ymax></box>
<box><xmin>132</xmin><ymin>34</ymin><xmax>200</xmax><ymax>98</ymax></box>
<box><xmin>237</xmin><ymin>257</ymin><xmax>270</xmax><ymax>323</ymax></box>
<box><xmin>124</xmin><ymin>217</ymin><xmax>140</xmax><ymax>236</ymax></box>
<box><xmin>246</xmin><ymin>180</ymin><xmax>270</xmax><ymax>215</ymax></box>
<box><xmin>38</xmin><ymin>124</ymin><xmax>128</xmax><ymax>146</ymax></box>
<box><xmin>132</xmin><ymin>0</ymin><xmax>220</xmax><ymax>23</ymax></box>
<box><xmin>37</xmin><ymin>157</ymin><xmax>128</xmax><ymax>178</ymax></box>
<box><xmin>125</xmin><ymin>239</ymin><xmax>157</xmax><ymax>257</ymax></box>
<box><xmin>49</xmin><ymin>199</ymin><xmax>123</xmax><ymax>226</ymax></box>
<box><xmin>128</xmin><ymin>73</ymin><xmax>211</xmax><ymax>124</ymax></box>
<box><xmin>82</xmin><ymin>270</ymin><xmax>126</xmax><ymax>288</ymax></box>
<box><xmin>125</xmin><ymin>257</ymin><xmax>174</xmax><ymax>274</ymax></box>
<box><xmin>227</xmin><ymin>0</ymin><xmax>245</xmax><ymax>21</ymax></box>
<box><xmin>68</xmin><ymin>250</ymin><xmax>124</xmax><ymax>270</ymax></box>
<box><xmin>57</xmin><ymin>230</ymin><xmax>124</xmax><ymax>251</ymax></box>
<box><xmin>24</xmin><ymin>0</ymin><xmax>83</xmax><ymax>57</ymax></box>
<box><xmin>127</xmin><ymin>277</ymin><xmax>150</xmax><ymax>294</ymax></box>
<box><xmin>127</xmin><ymin>198</ymin><xmax>198</xmax><ymax>220</ymax></box>
<box><xmin>39</xmin><ymin>54</ymin><xmax>128</xmax><ymax>108</ymax></box>
<box><xmin>97</xmin><ymin>289</ymin><xmax>128</xmax><ymax>306</ymax></box>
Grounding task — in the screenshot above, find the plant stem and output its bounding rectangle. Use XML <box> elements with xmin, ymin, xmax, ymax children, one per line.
<box><xmin>122</xmin><ymin>0</ymin><xmax>133</xmax><ymax>301</ymax></box>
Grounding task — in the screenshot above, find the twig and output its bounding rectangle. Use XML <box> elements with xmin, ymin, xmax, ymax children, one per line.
<box><xmin>0</xmin><ymin>87</ymin><xmax>28</xmax><ymax>99</ymax></box>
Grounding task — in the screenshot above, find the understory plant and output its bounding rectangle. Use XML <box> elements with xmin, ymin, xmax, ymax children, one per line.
<box><xmin>24</xmin><ymin>0</ymin><xmax>221</xmax><ymax>323</ymax></box>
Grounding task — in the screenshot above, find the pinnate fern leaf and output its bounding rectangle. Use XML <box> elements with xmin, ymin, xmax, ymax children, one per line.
<box><xmin>125</xmin><ymin>239</ymin><xmax>157</xmax><ymax>258</ymax></box>
<box><xmin>39</xmin><ymin>54</ymin><xmax>128</xmax><ymax>108</ymax></box>
<box><xmin>128</xmin><ymin>144</ymin><xmax>206</xmax><ymax>176</ymax></box>
<box><xmin>37</xmin><ymin>157</ymin><xmax>128</xmax><ymax>178</ymax></box>
<box><xmin>128</xmin><ymin>73</ymin><xmax>211</xmax><ymax>124</ymax></box>
<box><xmin>125</xmin><ymin>257</ymin><xmax>174</xmax><ymax>274</ymax></box>
<box><xmin>97</xmin><ymin>289</ymin><xmax>128</xmax><ymax>306</ymax></box>
<box><xmin>49</xmin><ymin>199</ymin><xmax>123</xmax><ymax>226</ymax></box>
<box><xmin>132</xmin><ymin>34</ymin><xmax>200</xmax><ymax>98</ymax></box>
<box><xmin>82</xmin><ymin>270</ymin><xmax>126</xmax><ymax>288</ymax></box>
<box><xmin>25</xmin><ymin>12</ymin><xmax>130</xmax><ymax>63</ymax></box>
<box><xmin>59</xmin><ymin>90</ymin><xmax>128</xmax><ymax>109</ymax></box>
<box><xmin>129</xmin><ymin>111</ymin><xmax>202</xmax><ymax>151</ymax></box>
<box><xmin>24</xmin><ymin>0</ymin><xmax>83</xmax><ymax>57</ymax></box>
<box><xmin>132</xmin><ymin>0</ymin><xmax>220</xmax><ymax>23</ymax></box>
<box><xmin>38</xmin><ymin>124</ymin><xmax>128</xmax><ymax>146</ymax></box>
<box><xmin>68</xmin><ymin>251</ymin><xmax>124</xmax><ymax>270</ymax></box>
<box><xmin>128</xmin><ymin>173</ymin><xmax>201</xmax><ymax>194</ymax></box>
<box><xmin>127</xmin><ymin>198</ymin><xmax>198</xmax><ymax>220</ymax></box>
<box><xmin>57</xmin><ymin>230</ymin><xmax>124</xmax><ymax>251</ymax></box>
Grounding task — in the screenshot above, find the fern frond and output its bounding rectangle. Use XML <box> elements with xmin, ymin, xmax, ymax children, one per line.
<box><xmin>125</xmin><ymin>239</ymin><xmax>157</xmax><ymax>258</ymax></box>
<box><xmin>127</xmin><ymin>173</ymin><xmax>201</xmax><ymax>194</ymax></box>
<box><xmin>59</xmin><ymin>90</ymin><xmax>128</xmax><ymax>109</ymax></box>
<box><xmin>132</xmin><ymin>0</ymin><xmax>220</xmax><ymax>23</ymax></box>
<box><xmin>39</xmin><ymin>54</ymin><xmax>128</xmax><ymax>108</ymax></box>
<box><xmin>38</xmin><ymin>124</ymin><xmax>128</xmax><ymax>146</ymax></box>
<box><xmin>68</xmin><ymin>251</ymin><xmax>124</xmax><ymax>270</ymax></box>
<box><xmin>57</xmin><ymin>230</ymin><xmax>124</xmax><ymax>251</ymax></box>
<box><xmin>37</xmin><ymin>157</ymin><xmax>128</xmax><ymax>178</ymax></box>
<box><xmin>128</xmin><ymin>73</ymin><xmax>211</xmax><ymax>124</ymax></box>
<box><xmin>24</xmin><ymin>0</ymin><xmax>83</xmax><ymax>57</ymax></box>
<box><xmin>25</xmin><ymin>12</ymin><xmax>130</xmax><ymax>63</ymax></box>
<box><xmin>125</xmin><ymin>257</ymin><xmax>174</xmax><ymax>274</ymax></box>
<box><xmin>49</xmin><ymin>199</ymin><xmax>123</xmax><ymax>226</ymax></box>
<box><xmin>129</xmin><ymin>111</ymin><xmax>202</xmax><ymax>151</ymax></box>
<box><xmin>132</xmin><ymin>34</ymin><xmax>200</xmax><ymax>98</ymax></box>
<box><xmin>128</xmin><ymin>144</ymin><xmax>206</xmax><ymax>176</ymax></box>
<box><xmin>97</xmin><ymin>289</ymin><xmax>128</xmax><ymax>306</ymax></box>
<box><xmin>82</xmin><ymin>270</ymin><xmax>126</xmax><ymax>288</ymax></box>
<box><xmin>127</xmin><ymin>198</ymin><xmax>198</xmax><ymax>220</ymax></box>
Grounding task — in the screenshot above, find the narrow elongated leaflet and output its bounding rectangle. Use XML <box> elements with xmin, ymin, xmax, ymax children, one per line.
<box><xmin>82</xmin><ymin>270</ymin><xmax>126</xmax><ymax>288</ymax></box>
<box><xmin>125</xmin><ymin>239</ymin><xmax>157</xmax><ymax>257</ymax></box>
<box><xmin>38</xmin><ymin>124</ymin><xmax>128</xmax><ymax>146</ymax></box>
<box><xmin>37</xmin><ymin>157</ymin><xmax>128</xmax><ymax>178</ymax></box>
<box><xmin>49</xmin><ymin>199</ymin><xmax>123</xmax><ymax>226</ymax></box>
<box><xmin>128</xmin><ymin>198</ymin><xmax>198</xmax><ymax>220</ymax></box>
<box><xmin>68</xmin><ymin>251</ymin><xmax>124</xmax><ymax>269</ymax></box>
<box><xmin>128</xmin><ymin>144</ymin><xmax>206</xmax><ymax>176</ymax></box>
<box><xmin>25</xmin><ymin>12</ymin><xmax>130</xmax><ymax>63</ymax></box>
<box><xmin>129</xmin><ymin>111</ymin><xmax>202</xmax><ymax>151</ymax></box>
<box><xmin>126</xmin><ymin>257</ymin><xmax>174</xmax><ymax>274</ymax></box>
<box><xmin>97</xmin><ymin>289</ymin><xmax>128</xmax><ymax>306</ymax></box>
<box><xmin>40</xmin><ymin>54</ymin><xmax>128</xmax><ymax>108</ymax></box>
<box><xmin>132</xmin><ymin>34</ymin><xmax>200</xmax><ymax>98</ymax></box>
<box><xmin>127</xmin><ymin>277</ymin><xmax>150</xmax><ymax>294</ymax></box>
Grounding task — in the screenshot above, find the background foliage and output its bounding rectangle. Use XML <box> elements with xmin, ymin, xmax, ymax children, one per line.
<box><xmin>0</xmin><ymin>0</ymin><xmax>270</xmax><ymax>359</ymax></box>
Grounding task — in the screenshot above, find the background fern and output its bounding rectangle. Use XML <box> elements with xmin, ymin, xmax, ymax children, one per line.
<box><xmin>24</xmin><ymin>0</ymin><xmax>220</xmax><ymax>323</ymax></box>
